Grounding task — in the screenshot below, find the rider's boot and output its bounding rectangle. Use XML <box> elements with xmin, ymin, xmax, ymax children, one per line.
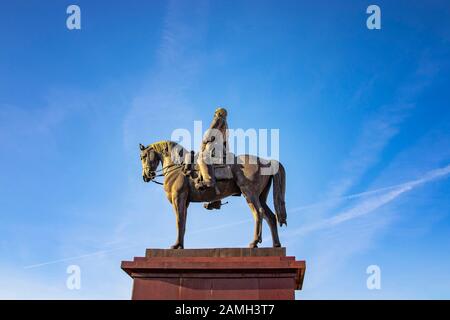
<box><xmin>195</xmin><ymin>161</ymin><xmax>217</xmax><ymax>191</ymax></box>
<box><xmin>203</xmin><ymin>200</ymin><xmax>222</xmax><ymax>210</ymax></box>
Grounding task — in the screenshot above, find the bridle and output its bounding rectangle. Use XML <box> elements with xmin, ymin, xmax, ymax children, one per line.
<box><xmin>146</xmin><ymin>163</ymin><xmax>183</xmax><ymax>185</ymax></box>
<box><xmin>142</xmin><ymin>146</ymin><xmax>193</xmax><ymax>186</ymax></box>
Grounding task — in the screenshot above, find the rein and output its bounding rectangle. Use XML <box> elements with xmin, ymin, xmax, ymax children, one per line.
<box><xmin>149</xmin><ymin>180</ymin><xmax>164</xmax><ymax>185</ymax></box>
<box><xmin>153</xmin><ymin>163</ymin><xmax>179</xmax><ymax>174</ymax></box>
<box><xmin>149</xmin><ymin>163</ymin><xmax>183</xmax><ymax>185</ymax></box>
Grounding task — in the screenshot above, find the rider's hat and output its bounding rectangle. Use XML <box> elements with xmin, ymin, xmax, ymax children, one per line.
<box><xmin>214</xmin><ymin>107</ymin><xmax>227</xmax><ymax>119</ymax></box>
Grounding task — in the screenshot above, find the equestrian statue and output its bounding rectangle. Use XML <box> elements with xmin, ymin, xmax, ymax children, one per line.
<box><xmin>139</xmin><ymin>108</ymin><xmax>287</xmax><ymax>249</ymax></box>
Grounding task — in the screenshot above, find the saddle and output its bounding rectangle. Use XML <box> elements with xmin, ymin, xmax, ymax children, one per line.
<box><xmin>183</xmin><ymin>151</ymin><xmax>234</xmax><ymax>181</ymax></box>
<box><xmin>212</xmin><ymin>164</ymin><xmax>233</xmax><ymax>180</ymax></box>
<box><xmin>183</xmin><ymin>151</ymin><xmax>240</xmax><ymax>210</ymax></box>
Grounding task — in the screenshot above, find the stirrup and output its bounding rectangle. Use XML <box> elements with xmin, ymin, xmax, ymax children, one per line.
<box><xmin>204</xmin><ymin>201</ymin><xmax>222</xmax><ymax>210</ymax></box>
<box><xmin>204</xmin><ymin>201</ymin><xmax>228</xmax><ymax>210</ymax></box>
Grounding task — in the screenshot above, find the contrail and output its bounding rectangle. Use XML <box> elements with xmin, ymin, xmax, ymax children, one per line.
<box><xmin>285</xmin><ymin>164</ymin><xmax>450</xmax><ymax>238</ymax></box>
<box><xmin>23</xmin><ymin>244</ymin><xmax>141</xmax><ymax>269</ymax></box>
<box><xmin>189</xmin><ymin>218</ymin><xmax>251</xmax><ymax>234</ymax></box>
<box><xmin>289</xmin><ymin>183</ymin><xmax>414</xmax><ymax>213</ymax></box>
<box><xmin>23</xmin><ymin>221</ymin><xmax>253</xmax><ymax>269</ymax></box>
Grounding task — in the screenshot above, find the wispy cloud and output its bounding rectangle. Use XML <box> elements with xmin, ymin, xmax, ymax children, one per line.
<box><xmin>122</xmin><ymin>0</ymin><xmax>209</xmax><ymax>150</ymax></box>
<box><xmin>286</xmin><ymin>162</ymin><xmax>450</xmax><ymax>293</ymax></box>
<box><xmin>324</xmin><ymin>56</ymin><xmax>438</xmax><ymax>203</ymax></box>
<box><xmin>289</xmin><ymin>178</ymin><xmax>440</xmax><ymax>214</ymax></box>
<box><xmin>285</xmin><ymin>56</ymin><xmax>445</xmax><ymax>293</ymax></box>
<box><xmin>286</xmin><ymin>164</ymin><xmax>450</xmax><ymax>238</ymax></box>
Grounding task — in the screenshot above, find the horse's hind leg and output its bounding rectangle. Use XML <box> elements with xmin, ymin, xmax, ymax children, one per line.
<box><xmin>259</xmin><ymin>179</ymin><xmax>281</xmax><ymax>247</ymax></box>
<box><xmin>244</xmin><ymin>195</ymin><xmax>264</xmax><ymax>248</ymax></box>
<box><xmin>261</xmin><ymin>202</ymin><xmax>281</xmax><ymax>247</ymax></box>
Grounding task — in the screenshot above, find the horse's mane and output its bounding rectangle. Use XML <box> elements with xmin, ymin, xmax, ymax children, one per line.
<box><xmin>149</xmin><ymin>140</ymin><xmax>188</xmax><ymax>156</ymax></box>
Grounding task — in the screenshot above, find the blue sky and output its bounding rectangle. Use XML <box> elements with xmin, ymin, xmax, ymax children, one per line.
<box><xmin>0</xmin><ymin>0</ymin><xmax>450</xmax><ymax>299</ymax></box>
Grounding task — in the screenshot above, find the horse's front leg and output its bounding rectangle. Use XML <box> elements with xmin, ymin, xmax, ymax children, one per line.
<box><xmin>170</xmin><ymin>193</ymin><xmax>188</xmax><ymax>249</ymax></box>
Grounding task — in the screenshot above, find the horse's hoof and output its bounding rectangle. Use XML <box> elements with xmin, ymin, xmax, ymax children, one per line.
<box><xmin>249</xmin><ymin>242</ymin><xmax>258</xmax><ymax>248</ymax></box>
<box><xmin>170</xmin><ymin>244</ymin><xmax>184</xmax><ymax>249</ymax></box>
<box><xmin>273</xmin><ymin>243</ymin><xmax>281</xmax><ymax>248</ymax></box>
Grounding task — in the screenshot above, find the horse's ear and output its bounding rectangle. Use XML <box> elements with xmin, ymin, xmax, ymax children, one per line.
<box><xmin>139</xmin><ymin>143</ymin><xmax>146</xmax><ymax>151</ymax></box>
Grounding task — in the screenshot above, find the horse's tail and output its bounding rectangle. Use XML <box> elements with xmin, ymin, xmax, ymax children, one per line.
<box><xmin>272</xmin><ymin>162</ymin><xmax>287</xmax><ymax>227</ymax></box>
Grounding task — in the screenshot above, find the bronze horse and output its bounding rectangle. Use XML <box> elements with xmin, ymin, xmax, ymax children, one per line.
<box><xmin>140</xmin><ymin>141</ymin><xmax>287</xmax><ymax>249</ymax></box>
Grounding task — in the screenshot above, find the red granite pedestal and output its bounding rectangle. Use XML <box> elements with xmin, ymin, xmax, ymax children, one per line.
<box><xmin>121</xmin><ymin>248</ymin><xmax>305</xmax><ymax>300</ymax></box>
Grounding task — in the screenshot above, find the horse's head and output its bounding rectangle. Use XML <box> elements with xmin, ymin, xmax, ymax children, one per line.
<box><xmin>139</xmin><ymin>143</ymin><xmax>160</xmax><ymax>182</ymax></box>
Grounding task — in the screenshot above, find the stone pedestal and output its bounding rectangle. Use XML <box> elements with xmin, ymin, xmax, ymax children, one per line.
<box><xmin>121</xmin><ymin>248</ymin><xmax>306</xmax><ymax>300</ymax></box>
